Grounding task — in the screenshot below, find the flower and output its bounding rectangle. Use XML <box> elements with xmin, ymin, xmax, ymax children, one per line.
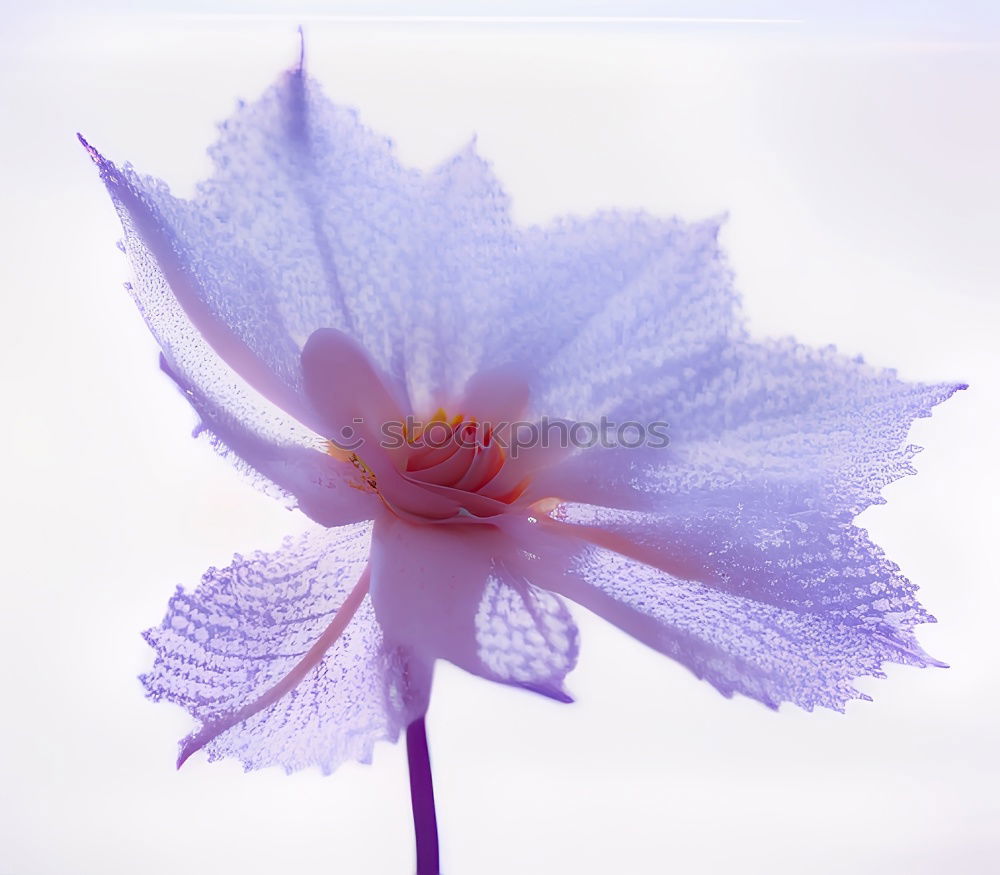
<box><xmin>86</xmin><ymin>51</ymin><xmax>961</xmax><ymax>796</ymax></box>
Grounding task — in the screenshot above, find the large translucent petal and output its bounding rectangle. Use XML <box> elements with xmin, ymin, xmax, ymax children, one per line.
<box><xmin>516</xmin><ymin>211</ymin><xmax>964</xmax><ymax>515</ymax></box>
<box><xmin>564</xmin><ymin>544</ymin><xmax>939</xmax><ymax>711</ymax></box>
<box><xmin>142</xmin><ymin>523</ymin><xmax>427</xmax><ymax>774</ymax></box>
<box><xmin>547</xmin><ymin>502</ymin><xmax>934</xmax><ymax>637</ymax></box>
<box><xmin>370</xmin><ymin>513</ymin><xmax>578</xmax><ymax>701</ymax></box>
<box><xmin>159</xmin><ymin>355</ymin><xmax>377</xmax><ymax>527</ymax></box>
<box><xmin>505</xmin><ymin>521</ymin><xmax>940</xmax><ymax>712</ymax></box>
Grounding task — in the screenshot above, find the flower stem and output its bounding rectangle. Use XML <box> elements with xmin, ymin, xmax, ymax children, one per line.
<box><xmin>406</xmin><ymin>716</ymin><xmax>440</xmax><ymax>875</ymax></box>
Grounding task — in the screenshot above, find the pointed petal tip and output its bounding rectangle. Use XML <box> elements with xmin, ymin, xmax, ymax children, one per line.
<box><xmin>517</xmin><ymin>681</ymin><xmax>574</xmax><ymax>704</ymax></box>
<box><xmin>77</xmin><ymin>132</ymin><xmax>100</xmax><ymax>163</ymax></box>
<box><xmin>176</xmin><ymin>732</ymin><xmax>202</xmax><ymax>769</ymax></box>
<box><xmin>77</xmin><ymin>133</ymin><xmax>121</xmax><ymax>184</ymax></box>
<box><xmin>296</xmin><ymin>25</ymin><xmax>305</xmax><ymax>72</ymax></box>
<box><xmin>438</xmin><ymin>134</ymin><xmax>489</xmax><ymax>174</ymax></box>
<box><xmin>935</xmin><ymin>381</ymin><xmax>968</xmax><ymax>403</ymax></box>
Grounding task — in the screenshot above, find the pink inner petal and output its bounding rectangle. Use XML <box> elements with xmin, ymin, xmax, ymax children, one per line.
<box><xmin>453</xmin><ymin>441</ymin><xmax>505</xmax><ymax>492</ymax></box>
<box><xmin>459</xmin><ymin>363</ymin><xmax>531</xmax><ymax>424</ymax></box>
<box><xmin>479</xmin><ymin>441</ymin><xmax>571</xmax><ymax>502</ymax></box>
<box><xmin>302</xmin><ymin>327</ymin><xmax>408</xmax><ymax>453</ymax></box>
<box><xmin>406</xmin><ymin>434</ymin><xmax>461</xmax><ymax>472</ymax></box>
<box><xmin>408</xmin><ymin>442</ymin><xmax>477</xmax><ymax>487</ymax></box>
<box><xmin>537</xmin><ymin>516</ymin><xmax>709</xmax><ymax>584</ymax></box>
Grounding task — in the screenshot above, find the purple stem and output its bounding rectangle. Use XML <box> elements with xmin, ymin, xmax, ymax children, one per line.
<box><xmin>406</xmin><ymin>717</ymin><xmax>440</xmax><ymax>875</ymax></box>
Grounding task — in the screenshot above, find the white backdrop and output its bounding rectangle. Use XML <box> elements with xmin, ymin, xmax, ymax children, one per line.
<box><xmin>1</xmin><ymin>4</ymin><xmax>997</xmax><ymax>874</ymax></box>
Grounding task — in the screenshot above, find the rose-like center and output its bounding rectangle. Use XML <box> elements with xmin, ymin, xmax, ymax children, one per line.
<box><xmin>304</xmin><ymin>329</ymin><xmax>541</xmax><ymax>524</ymax></box>
<box><xmin>328</xmin><ymin>408</ymin><xmax>530</xmax><ymax>524</ymax></box>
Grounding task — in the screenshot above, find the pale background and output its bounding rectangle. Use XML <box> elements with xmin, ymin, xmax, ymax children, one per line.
<box><xmin>1</xmin><ymin>3</ymin><xmax>997</xmax><ymax>873</ymax></box>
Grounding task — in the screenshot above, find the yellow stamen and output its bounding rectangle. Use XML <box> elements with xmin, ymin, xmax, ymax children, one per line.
<box><xmin>408</xmin><ymin>408</ymin><xmax>465</xmax><ymax>443</ymax></box>
<box><xmin>326</xmin><ymin>440</ymin><xmax>378</xmax><ymax>492</ymax></box>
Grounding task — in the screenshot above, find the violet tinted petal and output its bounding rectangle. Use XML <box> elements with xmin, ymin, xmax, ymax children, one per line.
<box><xmin>525</xmin><ymin>215</ymin><xmax>739</xmax><ymax>419</ymax></box>
<box><xmin>142</xmin><ymin>524</ymin><xmax>427</xmax><ymax>774</ymax></box>
<box><xmin>82</xmin><ymin>51</ymin><xmax>965</xmax><ymax>757</ymax></box>
<box><xmin>516</xmin><ymin>207</ymin><xmax>963</xmax><ymax>516</ymax></box>
<box><xmin>370</xmin><ymin>513</ymin><xmax>578</xmax><ymax>700</ymax></box>
<box><xmin>399</xmin><ymin>143</ymin><xmax>519</xmax><ymax>411</ymax></box>
<box><xmin>473</xmin><ymin>569</ymin><xmax>579</xmax><ymax>701</ymax></box>
<box><xmin>456</xmin><ymin>211</ymin><xmax>714</xmax><ymax>408</ymax></box>
<box><xmin>638</xmin><ymin>342</ymin><xmax>964</xmax><ymax>516</ymax></box>
<box><xmin>159</xmin><ymin>355</ymin><xmax>377</xmax><ymax>527</ymax></box>
<box><xmin>552</xmin><ymin>502</ymin><xmax>934</xmax><ymax>635</ymax></box>
<box><xmin>192</xmin><ymin>65</ymin><xmax>424</xmax><ymax>392</ymax></box>
<box><xmin>550</xmin><ymin>543</ymin><xmax>939</xmax><ymax>712</ymax></box>
<box><xmin>82</xmin><ymin>136</ymin><xmax>321</xmax><ymax>431</ymax></box>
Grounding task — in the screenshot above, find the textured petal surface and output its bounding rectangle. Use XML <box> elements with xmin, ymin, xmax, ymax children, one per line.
<box><xmin>474</xmin><ymin>572</ymin><xmax>578</xmax><ymax>702</ymax></box>
<box><xmin>520</xmin><ymin>214</ymin><xmax>963</xmax><ymax>516</ymax></box>
<box><xmin>86</xmin><ymin>141</ymin><xmax>373</xmax><ymax>524</ymax></box>
<box><xmin>557</xmin><ymin>543</ymin><xmax>935</xmax><ymax>711</ymax></box>
<box><xmin>370</xmin><ymin>512</ymin><xmax>578</xmax><ymax>700</ymax></box>
<box><xmin>517</xmin><ymin>214</ymin><xmax>738</xmax><ymax>418</ymax></box>
<box><xmin>550</xmin><ymin>500</ymin><xmax>933</xmax><ymax>634</ymax></box>
<box><xmin>93</xmin><ymin>67</ymin><xmax>515</xmax><ymax>415</ymax></box>
<box><xmin>159</xmin><ymin>355</ymin><xmax>377</xmax><ymax>527</ymax></box>
<box><xmin>501</xmin><ymin>519</ymin><xmax>939</xmax><ymax>711</ymax></box>
<box><xmin>92</xmin><ymin>57</ymin><xmax>963</xmax><ymax>726</ymax></box>
<box><xmin>142</xmin><ymin>523</ymin><xmax>427</xmax><ymax>774</ymax></box>
<box><xmin>635</xmin><ymin>343</ymin><xmax>961</xmax><ymax>517</ymax></box>
<box><xmin>92</xmin><ymin>63</ymin><xmax>962</xmax><ymax>508</ymax></box>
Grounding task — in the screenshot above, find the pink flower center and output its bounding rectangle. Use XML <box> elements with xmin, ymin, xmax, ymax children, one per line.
<box><xmin>404</xmin><ymin>411</ymin><xmax>525</xmax><ymax>500</ymax></box>
<box><xmin>304</xmin><ymin>329</ymin><xmax>546</xmax><ymax>525</ymax></box>
<box><xmin>328</xmin><ymin>408</ymin><xmax>531</xmax><ymax>523</ymax></box>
